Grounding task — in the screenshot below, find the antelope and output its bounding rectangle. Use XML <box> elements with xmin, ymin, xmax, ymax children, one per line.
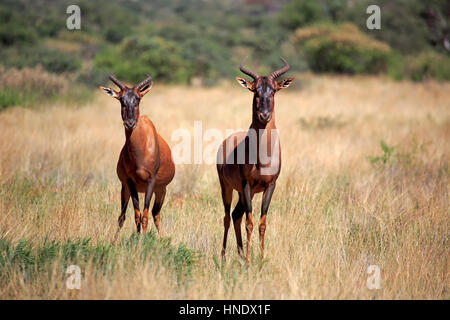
<box><xmin>217</xmin><ymin>58</ymin><xmax>294</xmax><ymax>262</ymax></box>
<box><xmin>100</xmin><ymin>74</ymin><xmax>175</xmax><ymax>240</ymax></box>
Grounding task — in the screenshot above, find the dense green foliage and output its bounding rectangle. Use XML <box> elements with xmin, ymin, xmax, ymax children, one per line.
<box><xmin>295</xmin><ymin>23</ymin><xmax>393</xmax><ymax>74</ymax></box>
<box><xmin>94</xmin><ymin>36</ymin><xmax>192</xmax><ymax>84</ymax></box>
<box><xmin>1</xmin><ymin>46</ymin><xmax>82</xmax><ymax>74</ymax></box>
<box><xmin>0</xmin><ymin>0</ymin><xmax>448</xmax><ymax>94</ymax></box>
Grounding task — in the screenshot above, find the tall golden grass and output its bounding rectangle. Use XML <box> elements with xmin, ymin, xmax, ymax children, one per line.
<box><xmin>0</xmin><ymin>75</ymin><xmax>448</xmax><ymax>299</ymax></box>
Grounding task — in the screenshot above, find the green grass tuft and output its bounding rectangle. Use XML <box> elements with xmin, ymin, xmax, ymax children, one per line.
<box><xmin>0</xmin><ymin>233</ymin><xmax>199</xmax><ymax>285</ymax></box>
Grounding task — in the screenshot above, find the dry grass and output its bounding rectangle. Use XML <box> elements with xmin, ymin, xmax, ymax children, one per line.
<box><xmin>0</xmin><ymin>75</ymin><xmax>449</xmax><ymax>299</ymax></box>
<box><xmin>0</xmin><ymin>66</ymin><xmax>69</xmax><ymax>95</ymax></box>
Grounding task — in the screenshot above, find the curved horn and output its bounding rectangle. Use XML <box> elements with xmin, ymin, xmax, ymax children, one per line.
<box><xmin>137</xmin><ymin>73</ymin><xmax>153</xmax><ymax>90</ymax></box>
<box><xmin>269</xmin><ymin>57</ymin><xmax>290</xmax><ymax>80</ymax></box>
<box><xmin>239</xmin><ymin>57</ymin><xmax>259</xmax><ymax>80</ymax></box>
<box><xmin>109</xmin><ymin>74</ymin><xmax>125</xmax><ymax>90</ymax></box>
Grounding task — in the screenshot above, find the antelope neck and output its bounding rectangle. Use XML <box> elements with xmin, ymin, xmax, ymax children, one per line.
<box><xmin>249</xmin><ymin>113</ymin><xmax>278</xmax><ymax>167</ymax></box>
<box><xmin>124</xmin><ymin>118</ymin><xmax>144</xmax><ymax>152</ymax></box>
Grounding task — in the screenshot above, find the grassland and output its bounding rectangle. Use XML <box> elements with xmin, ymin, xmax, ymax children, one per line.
<box><xmin>0</xmin><ymin>75</ymin><xmax>448</xmax><ymax>299</ymax></box>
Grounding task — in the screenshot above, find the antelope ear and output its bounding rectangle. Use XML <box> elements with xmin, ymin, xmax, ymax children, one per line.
<box><xmin>100</xmin><ymin>86</ymin><xmax>118</xmax><ymax>98</ymax></box>
<box><xmin>236</xmin><ymin>77</ymin><xmax>254</xmax><ymax>91</ymax></box>
<box><xmin>138</xmin><ymin>82</ymin><xmax>153</xmax><ymax>97</ymax></box>
<box><xmin>277</xmin><ymin>77</ymin><xmax>295</xmax><ymax>90</ymax></box>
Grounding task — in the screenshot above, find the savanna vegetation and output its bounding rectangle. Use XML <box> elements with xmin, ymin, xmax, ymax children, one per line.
<box><xmin>0</xmin><ymin>76</ymin><xmax>449</xmax><ymax>299</ymax></box>
<box><xmin>0</xmin><ymin>0</ymin><xmax>449</xmax><ymax>105</ymax></box>
<box><xmin>0</xmin><ymin>0</ymin><xmax>449</xmax><ymax>300</ymax></box>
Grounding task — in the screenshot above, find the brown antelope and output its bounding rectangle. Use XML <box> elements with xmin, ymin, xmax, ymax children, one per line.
<box><xmin>100</xmin><ymin>74</ymin><xmax>175</xmax><ymax>240</ymax></box>
<box><xmin>217</xmin><ymin>58</ymin><xmax>294</xmax><ymax>262</ymax></box>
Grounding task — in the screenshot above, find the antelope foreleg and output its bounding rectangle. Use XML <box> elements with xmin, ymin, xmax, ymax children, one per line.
<box><xmin>219</xmin><ymin>180</ymin><xmax>232</xmax><ymax>259</ymax></box>
<box><xmin>127</xmin><ymin>178</ymin><xmax>141</xmax><ymax>233</ymax></box>
<box><xmin>245</xmin><ymin>212</ymin><xmax>254</xmax><ymax>263</ymax></box>
<box><xmin>151</xmin><ymin>187</ymin><xmax>166</xmax><ymax>236</ymax></box>
<box><xmin>243</xmin><ymin>182</ymin><xmax>253</xmax><ymax>263</ymax></box>
<box><xmin>142</xmin><ymin>175</ymin><xmax>156</xmax><ymax>234</ymax></box>
<box><xmin>114</xmin><ymin>184</ymin><xmax>130</xmax><ymax>243</ymax></box>
<box><xmin>232</xmin><ymin>197</ymin><xmax>245</xmax><ymax>257</ymax></box>
<box><xmin>259</xmin><ymin>182</ymin><xmax>276</xmax><ymax>259</ymax></box>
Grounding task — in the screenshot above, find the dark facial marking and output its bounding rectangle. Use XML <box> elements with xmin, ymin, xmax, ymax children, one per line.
<box><xmin>120</xmin><ymin>89</ymin><xmax>140</xmax><ymax>128</ymax></box>
<box><xmin>255</xmin><ymin>77</ymin><xmax>274</xmax><ymax>110</ymax></box>
<box><xmin>253</xmin><ymin>77</ymin><xmax>277</xmax><ymax>124</ymax></box>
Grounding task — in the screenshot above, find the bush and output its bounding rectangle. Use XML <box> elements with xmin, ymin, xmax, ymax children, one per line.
<box><xmin>278</xmin><ymin>0</ymin><xmax>325</xmax><ymax>30</ymax></box>
<box><xmin>403</xmin><ymin>51</ymin><xmax>450</xmax><ymax>81</ymax></box>
<box><xmin>385</xmin><ymin>52</ymin><xmax>405</xmax><ymax>80</ymax></box>
<box><xmin>0</xmin><ymin>6</ymin><xmax>37</xmax><ymax>46</ymax></box>
<box><xmin>334</xmin><ymin>0</ymin><xmax>432</xmax><ymax>54</ymax></box>
<box><xmin>0</xmin><ymin>66</ymin><xmax>67</xmax><ymax>108</ymax></box>
<box><xmin>0</xmin><ymin>66</ymin><xmax>90</xmax><ymax>109</ymax></box>
<box><xmin>94</xmin><ymin>36</ymin><xmax>192</xmax><ymax>84</ymax></box>
<box><xmin>1</xmin><ymin>46</ymin><xmax>82</xmax><ymax>74</ymax></box>
<box><xmin>0</xmin><ymin>89</ymin><xmax>23</xmax><ymax>110</ymax></box>
<box><xmin>294</xmin><ymin>23</ymin><xmax>393</xmax><ymax>74</ymax></box>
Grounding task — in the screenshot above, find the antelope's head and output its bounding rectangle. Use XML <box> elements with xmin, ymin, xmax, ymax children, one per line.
<box><xmin>236</xmin><ymin>57</ymin><xmax>294</xmax><ymax>125</ymax></box>
<box><xmin>100</xmin><ymin>74</ymin><xmax>153</xmax><ymax>131</ymax></box>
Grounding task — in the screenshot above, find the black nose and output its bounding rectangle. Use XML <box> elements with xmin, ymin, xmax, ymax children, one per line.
<box><xmin>258</xmin><ymin>112</ymin><xmax>271</xmax><ymax>122</ymax></box>
<box><xmin>123</xmin><ymin>120</ymin><xmax>136</xmax><ymax>130</ymax></box>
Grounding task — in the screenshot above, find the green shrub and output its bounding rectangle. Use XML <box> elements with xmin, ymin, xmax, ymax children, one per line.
<box><xmin>0</xmin><ymin>89</ymin><xmax>23</xmax><ymax>110</ymax></box>
<box><xmin>3</xmin><ymin>46</ymin><xmax>82</xmax><ymax>74</ymax></box>
<box><xmin>386</xmin><ymin>51</ymin><xmax>405</xmax><ymax>80</ymax></box>
<box><xmin>278</xmin><ymin>0</ymin><xmax>325</xmax><ymax>30</ymax></box>
<box><xmin>368</xmin><ymin>139</ymin><xmax>431</xmax><ymax>171</ymax></box>
<box><xmin>403</xmin><ymin>51</ymin><xmax>450</xmax><ymax>81</ymax></box>
<box><xmin>294</xmin><ymin>23</ymin><xmax>393</xmax><ymax>74</ymax></box>
<box><xmin>94</xmin><ymin>36</ymin><xmax>192</xmax><ymax>84</ymax></box>
<box><xmin>369</xmin><ymin>141</ymin><xmax>396</xmax><ymax>165</ymax></box>
<box><xmin>0</xmin><ymin>6</ymin><xmax>37</xmax><ymax>46</ymax></box>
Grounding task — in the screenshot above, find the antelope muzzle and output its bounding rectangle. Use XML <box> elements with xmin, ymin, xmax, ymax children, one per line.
<box><xmin>123</xmin><ymin>119</ymin><xmax>136</xmax><ymax>130</ymax></box>
<box><xmin>257</xmin><ymin>111</ymin><xmax>272</xmax><ymax>124</ymax></box>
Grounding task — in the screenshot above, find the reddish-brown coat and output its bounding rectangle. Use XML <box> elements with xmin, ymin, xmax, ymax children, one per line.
<box><xmin>217</xmin><ymin>58</ymin><xmax>294</xmax><ymax>262</ymax></box>
<box><xmin>117</xmin><ymin>116</ymin><xmax>175</xmax><ymax>193</ymax></box>
<box><xmin>101</xmin><ymin>74</ymin><xmax>174</xmax><ymax>240</ymax></box>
